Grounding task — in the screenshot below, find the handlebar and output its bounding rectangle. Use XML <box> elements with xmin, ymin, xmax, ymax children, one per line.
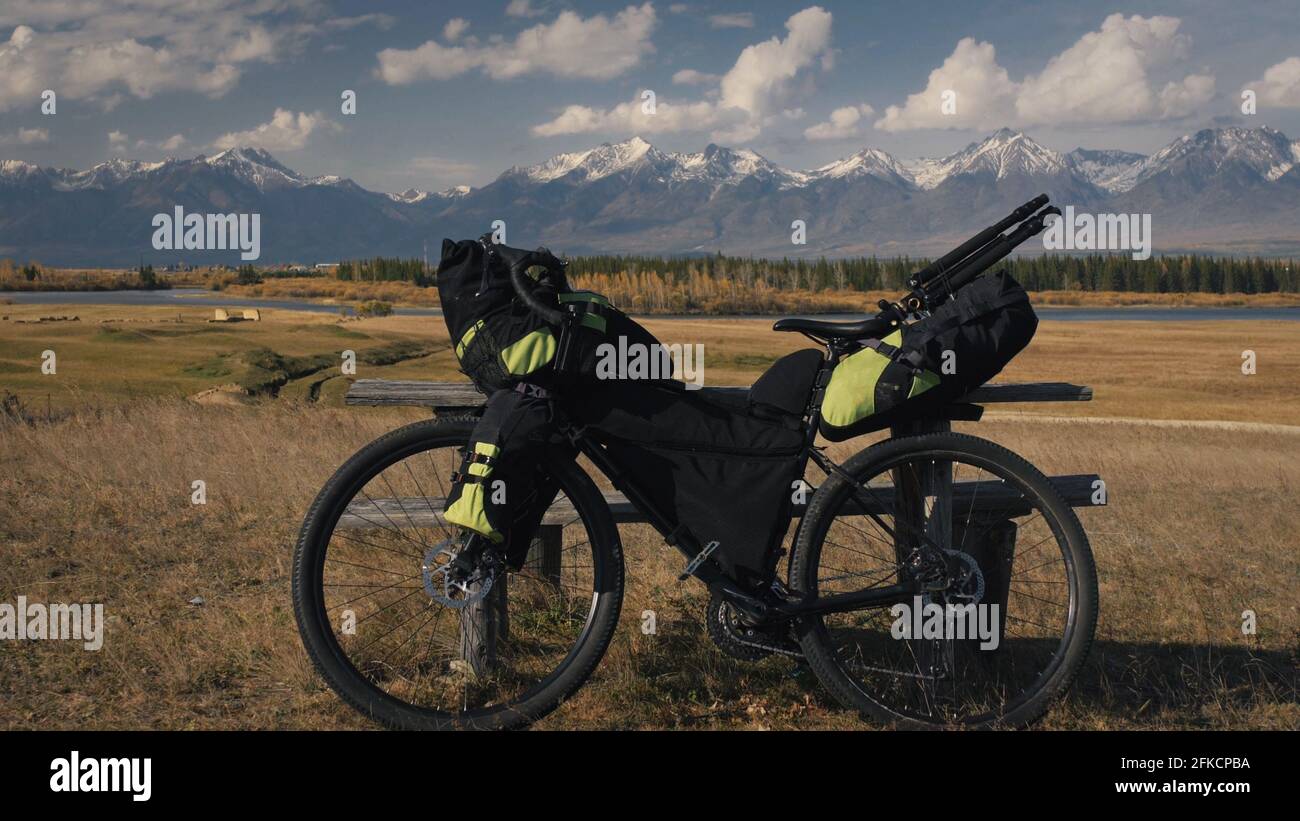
<box><xmin>906</xmin><ymin>194</ymin><xmax>1048</xmax><ymax>293</ymax></box>
<box><xmin>509</xmin><ymin>254</ymin><xmax>568</xmax><ymax>325</ymax></box>
<box><xmin>481</xmin><ymin>240</ymin><xmax>571</xmax><ymax>325</ymax></box>
<box><xmin>930</xmin><ymin>204</ymin><xmax>1060</xmax><ymax>298</ymax></box>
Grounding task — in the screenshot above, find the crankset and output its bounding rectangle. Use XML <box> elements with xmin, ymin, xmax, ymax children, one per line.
<box><xmin>706</xmin><ymin>591</ymin><xmax>804</xmax><ymax>661</ymax></box>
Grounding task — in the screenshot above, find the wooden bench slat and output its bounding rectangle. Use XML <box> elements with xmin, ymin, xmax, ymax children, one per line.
<box><xmin>334</xmin><ymin>473</ymin><xmax>1103</xmax><ymax>530</ymax></box>
<box><xmin>345</xmin><ymin>379</ymin><xmax>1092</xmax><ymax>407</ymax></box>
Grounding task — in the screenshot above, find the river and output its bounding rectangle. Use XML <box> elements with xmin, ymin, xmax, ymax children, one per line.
<box><xmin>5</xmin><ymin>289</ymin><xmax>1298</xmax><ymax>322</ymax></box>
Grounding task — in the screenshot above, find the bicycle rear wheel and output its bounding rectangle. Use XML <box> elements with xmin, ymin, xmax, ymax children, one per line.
<box><xmin>292</xmin><ymin>417</ymin><xmax>624</xmax><ymax>730</ymax></box>
<box><xmin>790</xmin><ymin>431</ymin><xmax>1097</xmax><ymax>728</ymax></box>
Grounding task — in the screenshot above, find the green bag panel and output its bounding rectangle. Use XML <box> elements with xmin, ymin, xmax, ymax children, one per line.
<box><xmin>443</xmin><ymin>482</ymin><xmax>504</xmax><ymax>543</ymax></box>
<box><xmin>499</xmin><ymin>327</ymin><xmax>557</xmax><ymax>376</ymax></box>
<box><xmin>908</xmin><ymin>368</ymin><xmax>941</xmax><ymax>398</ymax></box>
<box><xmin>443</xmin><ymin>439</ymin><xmax>504</xmax><ymax>542</ymax></box>
<box><xmin>558</xmin><ymin>290</ymin><xmax>611</xmax><ymax>307</ymax></box>
<box><xmin>820</xmin><ymin>330</ymin><xmax>903</xmax><ymax>428</ymax></box>
<box><xmin>455</xmin><ymin>319</ymin><xmax>484</xmax><ymax>360</ymax></box>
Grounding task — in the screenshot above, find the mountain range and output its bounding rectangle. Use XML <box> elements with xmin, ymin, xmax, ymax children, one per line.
<box><xmin>4</xmin><ymin>127</ymin><xmax>1300</xmax><ymax>266</ymax></box>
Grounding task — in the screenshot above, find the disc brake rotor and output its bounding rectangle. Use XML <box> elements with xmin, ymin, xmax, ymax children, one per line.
<box><xmin>422</xmin><ymin>541</ymin><xmax>494</xmax><ymax>610</ymax></box>
<box><xmin>941</xmin><ymin>548</ymin><xmax>984</xmax><ymax>605</ymax></box>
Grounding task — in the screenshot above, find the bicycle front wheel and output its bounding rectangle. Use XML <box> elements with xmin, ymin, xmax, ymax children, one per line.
<box><xmin>292</xmin><ymin>417</ymin><xmax>624</xmax><ymax>730</ymax></box>
<box><xmin>791</xmin><ymin>431</ymin><xmax>1097</xmax><ymax>728</ymax></box>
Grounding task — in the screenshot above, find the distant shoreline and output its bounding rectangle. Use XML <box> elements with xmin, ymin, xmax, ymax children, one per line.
<box><xmin>5</xmin><ymin>287</ymin><xmax>1300</xmax><ymax>322</ymax></box>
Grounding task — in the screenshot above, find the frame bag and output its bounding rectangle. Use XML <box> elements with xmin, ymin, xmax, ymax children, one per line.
<box><xmin>573</xmin><ymin>381</ymin><xmax>806</xmax><ymax>591</ymax></box>
<box><xmin>819</xmin><ymin>269</ymin><xmax>1038</xmax><ymax>440</ymax></box>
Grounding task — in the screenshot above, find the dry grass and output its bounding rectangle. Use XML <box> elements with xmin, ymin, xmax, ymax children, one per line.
<box><xmin>216</xmin><ymin>274</ymin><xmax>1300</xmax><ymax>312</ymax></box>
<box><xmin>1</xmin><ymin>311</ymin><xmax>1297</xmax><ymax>729</ymax></box>
<box><xmin>1</xmin><ymin>403</ymin><xmax>1295</xmax><ymax>729</ymax></box>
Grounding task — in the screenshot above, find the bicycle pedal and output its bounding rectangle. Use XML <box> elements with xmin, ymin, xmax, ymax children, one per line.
<box><xmin>678</xmin><ymin>540</ymin><xmax>719</xmax><ymax>581</ymax></box>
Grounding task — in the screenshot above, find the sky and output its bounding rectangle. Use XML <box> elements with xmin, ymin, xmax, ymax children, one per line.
<box><xmin>2</xmin><ymin>0</ymin><xmax>1300</xmax><ymax>193</ymax></box>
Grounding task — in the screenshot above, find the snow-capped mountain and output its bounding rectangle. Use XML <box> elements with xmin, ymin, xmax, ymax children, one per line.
<box><xmin>809</xmin><ymin>147</ymin><xmax>913</xmax><ymax>186</ymax></box>
<box><xmin>509</xmin><ymin>137</ymin><xmax>805</xmax><ymax>188</ymax></box>
<box><xmin>1131</xmin><ymin>126</ymin><xmax>1300</xmax><ymax>186</ymax></box>
<box><xmin>388</xmin><ymin>185</ymin><xmax>473</xmax><ymax>203</ymax></box>
<box><xmin>904</xmin><ymin>129</ymin><xmax>1073</xmax><ymax>190</ymax></box>
<box><xmin>4</xmin><ymin>127</ymin><xmax>1300</xmax><ymax>264</ymax></box>
<box><xmin>1066</xmin><ymin>148</ymin><xmax>1148</xmax><ymax>193</ymax></box>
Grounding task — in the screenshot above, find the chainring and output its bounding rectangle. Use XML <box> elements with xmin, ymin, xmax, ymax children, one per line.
<box><xmin>705</xmin><ymin>592</ymin><xmax>803</xmax><ymax>661</ymax></box>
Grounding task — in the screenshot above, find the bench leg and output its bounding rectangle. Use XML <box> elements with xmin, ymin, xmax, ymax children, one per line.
<box><xmin>458</xmin><ymin>573</ymin><xmax>508</xmax><ymax>676</ymax></box>
<box><xmin>958</xmin><ymin>519</ymin><xmax>1016</xmax><ymax>651</ymax></box>
<box><xmin>891</xmin><ymin>420</ymin><xmax>954</xmax><ymax>685</ymax></box>
<box><xmin>527</xmin><ymin>524</ymin><xmax>563</xmax><ymax>587</ymax></box>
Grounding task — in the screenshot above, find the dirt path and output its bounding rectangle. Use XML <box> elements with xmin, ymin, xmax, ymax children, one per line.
<box><xmin>982</xmin><ymin>412</ymin><xmax>1300</xmax><ymax>436</ymax></box>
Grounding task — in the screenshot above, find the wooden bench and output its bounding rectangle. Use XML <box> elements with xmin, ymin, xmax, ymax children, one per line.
<box><xmin>344</xmin><ymin>378</ymin><xmax>1103</xmax><ymax>670</ymax></box>
<box><xmin>343</xmin><ymin>380</ymin><xmax>1103</xmax><ymax>577</ymax></box>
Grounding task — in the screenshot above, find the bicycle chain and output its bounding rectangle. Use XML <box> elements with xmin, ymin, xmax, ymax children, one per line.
<box><xmin>707</xmin><ymin>594</ymin><xmax>805</xmax><ymax>660</ymax></box>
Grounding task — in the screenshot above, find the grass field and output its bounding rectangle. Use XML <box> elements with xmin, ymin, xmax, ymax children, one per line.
<box><xmin>1</xmin><ymin>302</ymin><xmax>1296</xmax><ymax>729</ymax></box>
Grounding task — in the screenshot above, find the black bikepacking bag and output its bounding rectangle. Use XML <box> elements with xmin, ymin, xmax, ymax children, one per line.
<box><xmin>571</xmin><ymin>381</ymin><xmax>806</xmax><ymax>591</ymax></box>
<box><xmin>819</xmin><ymin>269</ymin><xmax>1038</xmax><ymax>440</ymax></box>
<box><xmin>437</xmin><ymin>236</ymin><xmax>561</xmax><ymax>392</ymax></box>
<box><xmin>436</xmin><ymin>237</ymin><xmax>666</xmax><ymax>391</ymax></box>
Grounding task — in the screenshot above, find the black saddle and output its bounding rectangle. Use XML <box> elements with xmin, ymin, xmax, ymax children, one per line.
<box><xmin>772</xmin><ymin>315</ymin><xmax>891</xmax><ymax>339</ymax></box>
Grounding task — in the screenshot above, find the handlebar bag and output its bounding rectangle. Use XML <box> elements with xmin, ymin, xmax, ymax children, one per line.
<box><xmin>819</xmin><ymin>269</ymin><xmax>1037</xmax><ymax>441</ymax></box>
<box><xmin>437</xmin><ymin>237</ymin><xmax>560</xmax><ymax>391</ymax></box>
<box><xmin>571</xmin><ymin>381</ymin><xmax>806</xmax><ymax>591</ymax></box>
<box><xmin>437</xmin><ymin>237</ymin><xmax>669</xmax><ymax>391</ymax></box>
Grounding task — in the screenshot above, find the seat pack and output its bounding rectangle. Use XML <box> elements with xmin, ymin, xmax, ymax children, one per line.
<box><xmin>819</xmin><ymin>269</ymin><xmax>1038</xmax><ymax>440</ymax></box>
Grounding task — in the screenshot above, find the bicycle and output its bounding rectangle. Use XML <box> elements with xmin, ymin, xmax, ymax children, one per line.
<box><xmin>292</xmin><ymin>197</ymin><xmax>1098</xmax><ymax>730</ymax></box>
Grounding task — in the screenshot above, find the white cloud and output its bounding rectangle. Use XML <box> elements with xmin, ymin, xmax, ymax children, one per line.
<box><xmin>532</xmin><ymin>6</ymin><xmax>833</xmax><ymax>144</ymax></box>
<box><xmin>107</xmin><ymin>130</ymin><xmax>128</xmax><ymax>149</ymax></box>
<box><xmin>672</xmin><ymin>68</ymin><xmax>718</xmax><ymax>85</ymax></box>
<box><xmin>531</xmin><ymin>99</ymin><xmax>732</xmax><ymax>137</ymax></box>
<box><xmin>875</xmin><ymin>38</ymin><xmax>1016</xmax><ymax>132</ymax></box>
<box><xmin>1158</xmin><ymin>74</ymin><xmax>1215</xmax><ymax>118</ymax></box>
<box><xmin>506</xmin><ymin>0</ymin><xmax>545</xmax><ymax>18</ymax></box>
<box><xmin>877</xmin><ymin>14</ymin><xmax>1216</xmax><ymax>132</ymax></box>
<box><xmin>0</xmin><ymin>1</ymin><xmax>392</xmax><ymax>113</ymax></box>
<box><xmin>1015</xmin><ymin>15</ymin><xmax>1203</xmax><ymax>124</ymax></box>
<box><xmin>804</xmin><ymin>104</ymin><xmax>874</xmax><ymax>140</ymax></box>
<box><xmin>322</xmin><ymin>14</ymin><xmax>396</xmax><ymax>32</ymax></box>
<box><xmin>135</xmin><ymin>134</ymin><xmax>187</xmax><ymax>152</ymax></box>
<box><xmin>410</xmin><ymin>156</ymin><xmax>479</xmax><ymax>180</ymax></box>
<box><xmin>212</xmin><ymin>109</ymin><xmax>337</xmax><ymax>152</ymax></box>
<box><xmin>443</xmin><ymin>18</ymin><xmax>470</xmax><ymax>42</ymax></box>
<box><xmin>1247</xmin><ymin>56</ymin><xmax>1300</xmax><ymax>108</ymax></box>
<box><xmin>377</xmin><ymin>4</ymin><xmax>657</xmax><ymax>83</ymax></box>
<box><xmin>710</xmin><ymin>13</ymin><xmax>755</xmax><ymax>29</ymax></box>
<box><xmin>668</xmin><ymin>4</ymin><xmax>690</xmax><ymax>14</ymax></box>
<box><xmin>718</xmin><ymin>7</ymin><xmax>833</xmax><ymax>118</ymax></box>
<box><xmin>221</xmin><ymin>25</ymin><xmax>278</xmax><ymax>63</ymax></box>
<box><xmin>0</xmin><ymin>126</ymin><xmax>49</xmax><ymax>146</ymax></box>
